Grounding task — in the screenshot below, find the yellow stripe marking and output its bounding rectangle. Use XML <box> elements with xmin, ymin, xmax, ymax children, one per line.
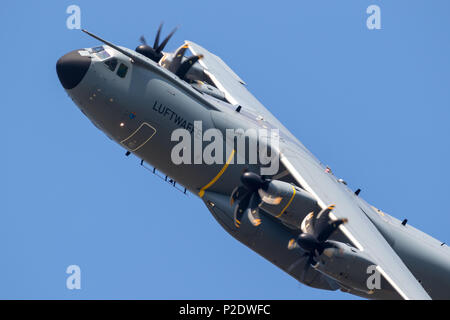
<box><xmin>276</xmin><ymin>185</ymin><xmax>296</xmax><ymax>218</ymax></box>
<box><xmin>198</xmin><ymin>150</ymin><xmax>236</xmax><ymax>198</ymax></box>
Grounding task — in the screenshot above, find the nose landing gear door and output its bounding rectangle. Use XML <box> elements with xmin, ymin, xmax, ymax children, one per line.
<box><xmin>120</xmin><ymin>122</ymin><xmax>156</xmax><ymax>152</ymax></box>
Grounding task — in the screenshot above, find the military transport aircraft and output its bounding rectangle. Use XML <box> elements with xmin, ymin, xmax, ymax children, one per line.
<box><xmin>56</xmin><ymin>24</ymin><xmax>450</xmax><ymax>299</ymax></box>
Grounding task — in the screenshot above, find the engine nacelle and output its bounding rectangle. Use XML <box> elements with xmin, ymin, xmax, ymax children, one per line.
<box><xmin>258</xmin><ymin>180</ymin><xmax>318</xmax><ymax>228</ymax></box>
<box><xmin>313</xmin><ymin>241</ymin><xmax>378</xmax><ymax>294</ymax></box>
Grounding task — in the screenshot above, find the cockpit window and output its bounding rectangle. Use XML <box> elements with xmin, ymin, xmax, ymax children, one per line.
<box><xmin>96</xmin><ymin>51</ymin><xmax>110</xmax><ymax>60</ymax></box>
<box><xmin>117</xmin><ymin>63</ymin><xmax>128</xmax><ymax>78</ymax></box>
<box><xmin>92</xmin><ymin>46</ymin><xmax>104</xmax><ymax>53</ymax></box>
<box><xmin>92</xmin><ymin>46</ymin><xmax>110</xmax><ymax>60</ymax></box>
<box><xmin>104</xmin><ymin>58</ymin><xmax>118</xmax><ymax>71</ymax></box>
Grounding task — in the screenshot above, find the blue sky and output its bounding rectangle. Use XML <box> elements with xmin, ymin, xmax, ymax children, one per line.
<box><xmin>1</xmin><ymin>1</ymin><xmax>449</xmax><ymax>299</ymax></box>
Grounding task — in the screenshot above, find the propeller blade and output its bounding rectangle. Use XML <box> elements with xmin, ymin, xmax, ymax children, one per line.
<box><xmin>300</xmin><ymin>212</ymin><xmax>315</xmax><ymax>234</ymax></box>
<box><xmin>307</xmin><ymin>253</ymin><xmax>318</xmax><ymax>268</ymax></box>
<box><xmin>287</xmin><ymin>253</ymin><xmax>314</xmax><ymax>283</ymax></box>
<box><xmin>169</xmin><ymin>44</ymin><xmax>189</xmax><ymax>73</ymax></box>
<box><xmin>246</xmin><ymin>193</ymin><xmax>262</xmax><ymax>226</ymax></box>
<box><xmin>230</xmin><ymin>171</ymin><xmax>270</xmax><ymax>228</ymax></box>
<box><xmin>312</xmin><ymin>205</ymin><xmax>335</xmax><ymax>238</ymax></box>
<box><xmin>175</xmin><ymin>54</ymin><xmax>203</xmax><ymax>79</ymax></box>
<box><xmin>316</xmin><ymin>218</ymin><xmax>348</xmax><ymax>243</ymax></box>
<box><xmin>139</xmin><ymin>35</ymin><xmax>147</xmax><ymax>45</ymax></box>
<box><xmin>153</xmin><ymin>22</ymin><xmax>163</xmax><ymax>49</ymax></box>
<box><xmin>300</xmin><ymin>258</ymin><xmax>311</xmax><ymax>283</ymax></box>
<box><xmin>156</xmin><ymin>26</ymin><xmax>178</xmax><ymax>53</ymax></box>
<box><xmin>233</xmin><ymin>192</ymin><xmax>251</xmax><ymax>228</ymax></box>
<box><xmin>230</xmin><ymin>185</ymin><xmax>248</xmax><ymax>206</ymax></box>
<box><xmin>136</xmin><ymin>23</ymin><xmax>177</xmax><ymax>63</ymax></box>
<box><xmin>312</xmin><ymin>204</ymin><xmax>348</xmax><ymax>242</ymax></box>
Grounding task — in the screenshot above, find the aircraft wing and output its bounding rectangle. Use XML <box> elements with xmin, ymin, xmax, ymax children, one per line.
<box><xmin>187</xmin><ymin>41</ymin><xmax>431</xmax><ymax>300</ymax></box>
<box><xmin>187</xmin><ymin>41</ymin><xmax>285</xmax><ymax>121</ymax></box>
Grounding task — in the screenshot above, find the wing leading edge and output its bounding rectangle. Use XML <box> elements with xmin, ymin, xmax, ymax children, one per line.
<box><xmin>188</xmin><ymin>41</ymin><xmax>431</xmax><ymax>300</ymax></box>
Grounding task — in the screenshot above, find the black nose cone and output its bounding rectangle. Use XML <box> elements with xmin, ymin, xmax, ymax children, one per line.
<box><xmin>56</xmin><ymin>50</ymin><xmax>91</xmax><ymax>90</ymax></box>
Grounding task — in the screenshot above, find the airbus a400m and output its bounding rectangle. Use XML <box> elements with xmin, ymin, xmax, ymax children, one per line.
<box><xmin>56</xmin><ymin>24</ymin><xmax>450</xmax><ymax>299</ymax></box>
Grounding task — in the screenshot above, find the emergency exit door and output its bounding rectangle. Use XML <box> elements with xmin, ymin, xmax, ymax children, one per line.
<box><xmin>120</xmin><ymin>122</ymin><xmax>156</xmax><ymax>151</ymax></box>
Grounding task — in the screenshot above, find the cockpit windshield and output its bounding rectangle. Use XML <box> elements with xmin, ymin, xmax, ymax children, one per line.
<box><xmin>91</xmin><ymin>46</ymin><xmax>104</xmax><ymax>53</ymax></box>
<box><xmin>91</xmin><ymin>46</ymin><xmax>110</xmax><ymax>60</ymax></box>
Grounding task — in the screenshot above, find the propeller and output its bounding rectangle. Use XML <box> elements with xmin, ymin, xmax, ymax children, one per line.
<box><xmin>136</xmin><ymin>24</ymin><xmax>203</xmax><ymax>80</ymax></box>
<box><xmin>287</xmin><ymin>205</ymin><xmax>347</xmax><ymax>271</ymax></box>
<box><xmin>175</xmin><ymin>54</ymin><xmax>203</xmax><ymax>79</ymax></box>
<box><xmin>168</xmin><ymin>44</ymin><xmax>189</xmax><ymax>73</ymax></box>
<box><xmin>163</xmin><ymin>43</ymin><xmax>203</xmax><ymax>80</ymax></box>
<box><xmin>136</xmin><ymin>23</ymin><xmax>177</xmax><ymax>62</ymax></box>
<box><xmin>230</xmin><ymin>171</ymin><xmax>270</xmax><ymax>228</ymax></box>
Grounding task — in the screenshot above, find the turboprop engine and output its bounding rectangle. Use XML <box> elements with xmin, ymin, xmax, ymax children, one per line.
<box><xmin>288</xmin><ymin>206</ymin><xmax>378</xmax><ymax>295</ymax></box>
<box><xmin>229</xmin><ymin>171</ymin><xmax>318</xmax><ymax>228</ymax></box>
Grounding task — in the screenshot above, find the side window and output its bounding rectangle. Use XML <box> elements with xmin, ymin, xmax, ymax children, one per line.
<box><xmin>104</xmin><ymin>58</ymin><xmax>118</xmax><ymax>71</ymax></box>
<box><xmin>117</xmin><ymin>63</ymin><xmax>128</xmax><ymax>78</ymax></box>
